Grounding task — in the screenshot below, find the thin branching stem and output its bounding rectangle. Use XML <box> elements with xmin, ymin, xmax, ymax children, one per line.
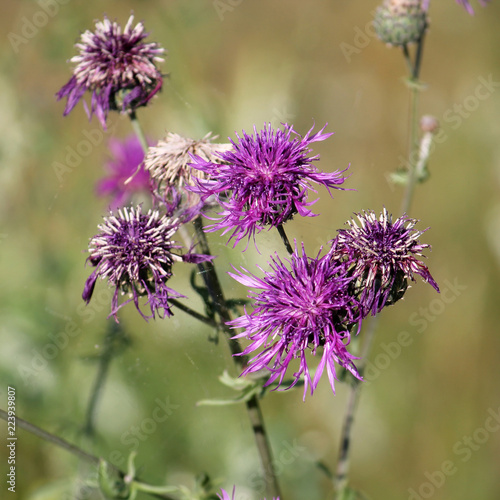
<box><xmin>169</xmin><ymin>298</ymin><xmax>218</xmax><ymax>328</ymax></box>
<box><xmin>0</xmin><ymin>409</ymin><xmax>178</xmax><ymax>500</ymax></box>
<box><xmin>83</xmin><ymin>322</ymin><xmax>126</xmax><ymax>437</ymax></box>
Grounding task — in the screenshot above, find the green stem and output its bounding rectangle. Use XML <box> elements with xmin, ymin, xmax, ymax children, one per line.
<box><xmin>334</xmin><ymin>315</ymin><xmax>380</xmax><ymax>498</ymax></box>
<box><xmin>169</xmin><ymin>297</ymin><xmax>218</xmax><ymax>328</ymax></box>
<box><xmin>124</xmin><ymin>110</ymin><xmax>149</xmax><ymax>185</ymax></box>
<box><xmin>129</xmin><ymin>110</ymin><xmax>149</xmax><ymax>154</ymax></box>
<box><xmin>0</xmin><ymin>409</ymin><xmax>177</xmax><ymax>500</ymax></box>
<box><xmin>193</xmin><ymin>217</ymin><xmax>282</xmax><ymax>500</ymax></box>
<box><xmin>277</xmin><ymin>224</ymin><xmax>294</xmax><ymax>255</ymax></box>
<box><xmin>335</xmin><ymin>30</ymin><xmax>429</xmax><ymax>497</ymax></box>
<box><xmin>84</xmin><ymin>322</ymin><xmax>127</xmax><ymax>437</ymax></box>
<box><xmin>400</xmin><ymin>32</ymin><xmax>426</xmax><ymax>216</ymax></box>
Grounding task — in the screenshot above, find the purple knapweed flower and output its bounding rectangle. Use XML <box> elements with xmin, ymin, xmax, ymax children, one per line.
<box><xmin>96</xmin><ymin>136</ymin><xmax>152</xmax><ymax>210</ymax></box>
<box><xmin>228</xmin><ymin>244</ymin><xmax>362</xmax><ymax>400</ymax></box>
<box><xmin>56</xmin><ymin>15</ymin><xmax>164</xmax><ymax>128</ymax></box>
<box><xmin>422</xmin><ymin>0</ymin><xmax>490</xmax><ymax>14</ymax></box>
<box><xmin>329</xmin><ymin>209</ymin><xmax>439</xmax><ymax>316</ymax></box>
<box><xmin>83</xmin><ymin>205</ymin><xmax>210</xmax><ymax>321</ymax></box>
<box><xmin>218</xmin><ymin>487</ymin><xmax>279</xmax><ymax>500</ymax></box>
<box><xmin>189</xmin><ymin>123</ymin><xmax>348</xmax><ymax>248</ymax></box>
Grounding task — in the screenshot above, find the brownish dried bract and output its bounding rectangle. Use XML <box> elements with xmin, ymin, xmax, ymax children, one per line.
<box><xmin>144</xmin><ymin>132</ymin><xmax>232</xmax><ymax>193</ymax></box>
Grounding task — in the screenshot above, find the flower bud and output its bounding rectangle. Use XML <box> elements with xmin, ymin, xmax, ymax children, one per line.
<box><xmin>420</xmin><ymin>115</ymin><xmax>440</xmax><ymax>134</ymax></box>
<box><xmin>374</xmin><ymin>0</ymin><xmax>428</xmax><ymax>46</ymax></box>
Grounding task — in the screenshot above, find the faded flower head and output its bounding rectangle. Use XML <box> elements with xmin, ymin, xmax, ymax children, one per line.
<box><xmin>83</xmin><ymin>205</ymin><xmax>210</xmax><ymax>321</ymax></box>
<box><xmin>218</xmin><ymin>488</ymin><xmax>279</xmax><ymax>500</ymax></box>
<box><xmin>96</xmin><ymin>135</ymin><xmax>151</xmax><ymax>210</ymax></box>
<box><xmin>329</xmin><ymin>209</ymin><xmax>439</xmax><ymax>316</ymax></box>
<box><xmin>189</xmin><ymin>123</ymin><xmax>347</xmax><ymax>248</ymax></box>
<box><xmin>144</xmin><ymin>132</ymin><xmax>232</xmax><ymax>197</ymax></box>
<box><xmin>229</xmin><ymin>244</ymin><xmax>362</xmax><ymax>400</ymax></box>
<box><xmin>374</xmin><ymin>0</ymin><xmax>428</xmax><ymax>46</ymax></box>
<box><xmin>57</xmin><ymin>15</ymin><xmax>164</xmax><ymax>128</ymax></box>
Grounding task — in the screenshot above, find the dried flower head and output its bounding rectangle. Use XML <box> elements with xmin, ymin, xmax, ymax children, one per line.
<box><xmin>229</xmin><ymin>244</ymin><xmax>362</xmax><ymax>400</ymax></box>
<box><xmin>189</xmin><ymin>123</ymin><xmax>348</xmax><ymax>248</ymax></box>
<box><xmin>96</xmin><ymin>135</ymin><xmax>152</xmax><ymax>210</ymax></box>
<box><xmin>83</xmin><ymin>205</ymin><xmax>210</xmax><ymax>321</ymax></box>
<box><xmin>329</xmin><ymin>209</ymin><xmax>439</xmax><ymax>316</ymax></box>
<box><xmin>374</xmin><ymin>0</ymin><xmax>428</xmax><ymax>46</ymax></box>
<box><xmin>144</xmin><ymin>132</ymin><xmax>232</xmax><ymax>195</ymax></box>
<box><xmin>56</xmin><ymin>15</ymin><xmax>165</xmax><ymax>128</ymax></box>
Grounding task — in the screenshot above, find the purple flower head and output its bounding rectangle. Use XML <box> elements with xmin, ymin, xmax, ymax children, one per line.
<box><xmin>329</xmin><ymin>209</ymin><xmax>439</xmax><ymax>316</ymax></box>
<box><xmin>83</xmin><ymin>205</ymin><xmax>211</xmax><ymax>321</ymax></box>
<box><xmin>218</xmin><ymin>487</ymin><xmax>279</xmax><ymax>500</ymax></box>
<box><xmin>189</xmin><ymin>123</ymin><xmax>348</xmax><ymax>248</ymax></box>
<box><xmin>422</xmin><ymin>0</ymin><xmax>490</xmax><ymax>14</ymax></box>
<box><xmin>228</xmin><ymin>244</ymin><xmax>362</xmax><ymax>400</ymax></box>
<box><xmin>96</xmin><ymin>135</ymin><xmax>152</xmax><ymax>210</ymax></box>
<box><xmin>56</xmin><ymin>15</ymin><xmax>165</xmax><ymax>128</ymax></box>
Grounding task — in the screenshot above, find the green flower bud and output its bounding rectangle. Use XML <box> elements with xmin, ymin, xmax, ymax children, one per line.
<box><xmin>374</xmin><ymin>0</ymin><xmax>428</xmax><ymax>46</ymax></box>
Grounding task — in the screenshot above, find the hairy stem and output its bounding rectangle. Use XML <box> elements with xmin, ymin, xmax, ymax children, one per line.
<box><xmin>193</xmin><ymin>217</ymin><xmax>282</xmax><ymax>500</ymax></box>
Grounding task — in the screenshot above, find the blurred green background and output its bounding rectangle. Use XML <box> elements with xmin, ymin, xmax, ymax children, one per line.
<box><xmin>1</xmin><ymin>1</ymin><xmax>500</xmax><ymax>499</ymax></box>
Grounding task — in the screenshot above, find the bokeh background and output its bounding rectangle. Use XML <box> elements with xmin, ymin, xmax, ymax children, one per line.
<box><xmin>1</xmin><ymin>1</ymin><xmax>500</xmax><ymax>499</ymax></box>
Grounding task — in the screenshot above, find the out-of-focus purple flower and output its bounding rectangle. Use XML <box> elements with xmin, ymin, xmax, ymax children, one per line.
<box><xmin>96</xmin><ymin>136</ymin><xmax>151</xmax><ymax>210</ymax></box>
<box><xmin>455</xmin><ymin>0</ymin><xmax>490</xmax><ymax>13</ymax></box>
<box><xmin>189</xmin><ymin>123</ymin><xmax>348</xmax><ymax>248</ymax></box>
<box><xmin>329</xmin><ymin>209</ymin><xmax>439</xmax><ymax>316</ymax></box>
<box><xmin>422</xmin><ymin>0</ymin><xmax>490</xmax><ymax>14</ymax></box>
<box><xmin>228</xmin><ymin>244</ymin><xmax>362</xmax><ymax>400</ymax></box>
<box><xmin>217</xmin><ymin>487</ymin><xmax>279</xmax><ymax>500</ymax></box>
<box><xmin>83</xmin><ymin>205</ymin><xmax>211</xmax><ymax>322</ymax></box>
<box><xmin>56</xmin><ymin>15</ymin><xmax>164</xmax><ymax>128</ymax></box>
